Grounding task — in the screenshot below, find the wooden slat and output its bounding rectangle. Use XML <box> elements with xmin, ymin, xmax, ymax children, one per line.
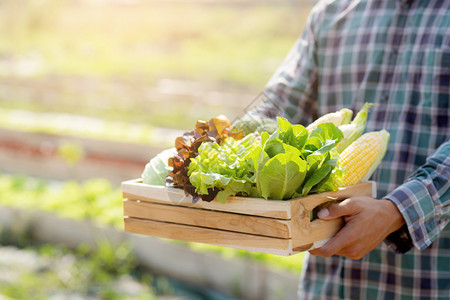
<box><xmin>309</xmin><ymin>218</ymin><xmax>344</xmax><ymax>243</ymax></box>
<box><xmin>124</xmin><ymin>217</ymin><xmax>292</xmax><ymax>256</ymax></box>
<box><xmin>290</xmin><ymin>182</ymin><xmax>374</xmax><ymax>248</ymax></box>
<box><xmin>292</xmin><ymin>218</ymin><xmax>344</xmax><ymax>247</ymax></box>
<box><xmin>123</xmin><ymin>199</ymin><xmax>291</xmax><ymax>238</ymax></box>
<box><xmin>122</xmin><ymin>179</ymin><xmax>292</xmax><ymax>219</ymax></box>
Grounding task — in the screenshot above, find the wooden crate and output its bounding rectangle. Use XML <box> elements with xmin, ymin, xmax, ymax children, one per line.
<box><xmin>122</xmin><ymin>180</ymin><xmax>376</xmax><ymax>256</ymax></box>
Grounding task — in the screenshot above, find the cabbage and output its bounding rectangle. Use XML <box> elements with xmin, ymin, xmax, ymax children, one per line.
<box><xmin>141</xmin><ymin>148</ymin><xmax>176</xmax><ymax>186</ymax></box>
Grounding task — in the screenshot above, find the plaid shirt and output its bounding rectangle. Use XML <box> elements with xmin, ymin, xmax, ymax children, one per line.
<box><xmin>250</xmin><ymin>0</ymin><xmax>450</xmax><ymax>299</ymax></box>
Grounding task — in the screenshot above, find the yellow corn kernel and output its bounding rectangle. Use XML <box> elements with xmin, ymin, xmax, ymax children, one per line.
<box><xmin>339</xmin><ymin>131</ymin><xmax>384</xmax><ymax>186</ymax></box>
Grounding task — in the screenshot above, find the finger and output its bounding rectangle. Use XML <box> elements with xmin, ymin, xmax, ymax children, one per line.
<box><xmin>317</xmin><ymin>198</ymin><xmax>359</xmax><ymax>220</ymax></box>
<box><xmin>308</xmin><ymin>248</ymin><xmax>328</xmax><ymax>257</ymax></box>
<box><xmin>309</xmin><ymin>223</ymin><xmax>359</xmax><ymax>257</ymax></box>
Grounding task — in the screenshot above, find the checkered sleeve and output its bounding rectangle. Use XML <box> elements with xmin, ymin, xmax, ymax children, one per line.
<box><xmin>384</xmin><ymin>139</ymin><xmax>450</xmax><ymax>253</ymax></box>
<box><xmin>245</xmin><ymin>6</ymin><xmax>322</xmax><ymax>126</ymax></box>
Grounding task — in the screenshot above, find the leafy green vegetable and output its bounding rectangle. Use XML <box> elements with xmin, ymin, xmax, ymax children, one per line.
<box><xmin>188</xmin><ymin>134</ymin><xmax>259</xmax><ymax>203</ymax></box>
<box><xmin>308</xmin><ymin>123</ymin><xmax>344</xmax><ymax>149</ymax></box>
<box><xmin>238</xmin><ymin>118</ymin><xmax>342</xmax><ymax>200</ymax></box>
<box><xmin>263</xmin><ymin>132</ymin><xmax>284</xmax><ymax>158</ymax></box>
<box><xmin>187</xmin><ymin>116</ymin><xmax>345</xmax><ymax>202</ymax></box>
<box><xmin>276</xmin><ymin>117</ymin><xmax>308</xmax><ymax>150</ymax></box>
<box><xmin>259</xmin><ymin>152</ymin><xmax>307</xmax><ymax>200</ymax></box>
<box><xmin>166</xmin><ymin>115</ymin><xmax>245</xmax><ymax>202</ymax></box>
<box><xmin>312</xmin><ymin>162</ymin><xmax>344</xmax><ymax>194</ymax></box>
<box><xmin>300</xmin><ymin>158</ymin><xmax>333</xmax><ymax>196</ymax></box>
<box><xmin>297</xmin><ymin>123</ymin><xmax>343</xmax><ymax>196</ymax></box>
<box><xmin>258</xmin><ymin>118</ymin><xmax>344</xmax><ymax>199</ymax></box>
<box><xmin>248</xmin><ymin>140</ymin><xmax>269</xmax><ymax>198</ymax></box>
<box><xmin>141</xmin><ymin>148</ymin><xmax>176</xmax><ymax>185</ymax></box>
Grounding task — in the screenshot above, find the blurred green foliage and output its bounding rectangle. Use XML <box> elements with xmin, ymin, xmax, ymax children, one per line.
<box><xmin>0</xmin><ymin>0</ymin><xmax>312</xmax><ymax>131</ymax></box>
<box><xmin>0</xmin><ymin>107</ymin><xmax>161</xmax><ymax>145</ymax></box>
<box><xmin>0</xmin><ymin>230</ymin><xmax>159</xmax><ymax>299</ymax></box>
<box><xmin>57</xmin><ymin>141</ymin><xmax>85</xmax><ymax>166</ymax></box>
<box><xmin>0</xmin><ymin>0</ymin><xmax>311</xmax><ymax>130</ymax></box>
<box><xmin>0</xmin><ymin>0</ymin><xmax>308</xmax><ymax>86</ymax></box>
<box><xmin>0</xmin><ymin>225</ymin><xmax>233</xmax><ymax>299</ymax></box>
<box><xmin>0</xmin><ymin>174</ymin><xmax>122</xmax><ymax>227</ymax></box>
<box><xmin>0</xmin><ymin>0</ymin><xmax>309</xmax><ymax>284</ymax></box>
<box><xmin>0</xmin><ymin>173</ymin><xmax>303</xmax><ymax>274</ymax></box>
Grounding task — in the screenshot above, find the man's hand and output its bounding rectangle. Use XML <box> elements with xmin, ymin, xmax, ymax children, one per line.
<box><xmin>309</xmin><ymin>197</ymin><xmax>405</xmax><ymax>260</ymax></box>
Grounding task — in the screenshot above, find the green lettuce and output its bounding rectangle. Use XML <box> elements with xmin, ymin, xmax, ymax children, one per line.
<box><xmin>188</xmin><ymin>134</ymin><xmax>259</xmax><ymax>203</ymax></box>
<box><xmin>297</xmin><ymin>122</ymin><xmax>344</xmax><ymax>195</ymax></box>
<box><xmin>259</xmin><ymin>152</ymin><xmax>307</xmax><ymax>200</ymax></box>
<box><xmin>187</xmin><ymin>117</ymin><xmax>345</xmax><ymax>202</ymax></box>
<box><xmin>256</xmin><ymin>118</ymin><xmax>344</xmax><ymax>199</ymax></box>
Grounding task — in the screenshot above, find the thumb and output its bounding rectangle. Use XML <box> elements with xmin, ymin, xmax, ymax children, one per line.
<box><xmin>317</xmin><ymin>198</ymin><xmax>357</xmax><ymax>220</ymax></box>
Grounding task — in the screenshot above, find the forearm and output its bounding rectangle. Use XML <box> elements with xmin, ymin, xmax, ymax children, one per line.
<box><xmin>384</xmin><ymin>139</ymin><xmax>450</xmax><ymax>252</ymax></box>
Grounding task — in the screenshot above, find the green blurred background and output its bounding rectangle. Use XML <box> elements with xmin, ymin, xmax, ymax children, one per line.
<box><xmin>0</xmin><ymin>0</ymin><xmax>313</xmax><ymax>299</ymax></box>
<box><xmin>0</xmin><ymin>0</ymin><xmax>310</xmax><ymax>128</ymax></box>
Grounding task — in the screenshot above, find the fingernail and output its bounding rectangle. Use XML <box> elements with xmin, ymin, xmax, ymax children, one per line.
<box><xmin>317</xmin><ymin>208</ymin><xmax>330</xmax><ymax>219</ymax></box>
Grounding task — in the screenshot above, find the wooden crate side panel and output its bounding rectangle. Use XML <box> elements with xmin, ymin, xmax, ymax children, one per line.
<box><xmin>123</xmin><ymin>200</ymin><xmax>292</xmax><ymax>238</ymax></box>
<box><xmin>122</xmin><ymin>180</ymin><xmax>291</xmax><ymax>219</ymax></box>
<box><xmin>307</xmin><ymin>218</ymin><xmax>344</xmax><ymax>243</ymax></box>
<box><xmin>289</xmin><ymin>198</ymin><xmax>312</xmax><ymax>250</ymax></box>
<box><xmin>290</xmin><ymin>182</ymin><xmax>375</xmax><ymax>249</ymax></box>
<box><xmin>291</xmin><ymin>218</ymin><xmax>344</xmax><ymax>247</ymax></box>
<box><xmin>124</xmin><ymin>217</ymin><xmax>293</xmax><ymax>256</ymax></box>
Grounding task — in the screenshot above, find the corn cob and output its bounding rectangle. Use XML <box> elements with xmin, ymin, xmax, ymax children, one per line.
<box><xmin>335</xmin><ymin>103</ymin><xmax>374</xmax><ymax>153</ymax></box>
<box><xmin>339</xmin><ymin>129</ymin><xmax>390</xmax><ymax>186</ymax></box>
<box><xmin>306</xmin><ymin>108</ymin><xmax>353</xmax><ymax>134</ymax></box>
